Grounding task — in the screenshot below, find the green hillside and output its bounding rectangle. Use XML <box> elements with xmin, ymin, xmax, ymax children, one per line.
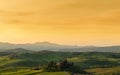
<box><xmin>86</xmin><ymin>67</ymin><xmax>120</xmax><ymax>75</ymax></box>
<box><xmin>0</xmin><ymin>50</ymin><xmax>119</xmax><ymax>75</ymax></box>
<box><xmin>0</xmin><ymin>66</ymin><xmax>69</xmax><ymax>75</ymax></box>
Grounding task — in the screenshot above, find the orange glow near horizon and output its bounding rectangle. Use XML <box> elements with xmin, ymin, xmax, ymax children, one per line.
<box><xmin>0</xmin><ymin>0</ymin><xmax>120</xmax><ymax>46</ymax></box>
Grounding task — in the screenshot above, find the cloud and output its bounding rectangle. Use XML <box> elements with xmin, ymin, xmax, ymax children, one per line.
<box><xmin>4</xmin><ymin>19</ymin><xmax>24</xmax><ymax>24</ymax></box>
<box><xmin>0</xmin><ymin>10</ymin><xmax>36</xmax><ymax>24</ymax></box>
<box><xmin>0</xmin><ymin>10</ymin><xmax>35</xmax><ymax>16</ymax></box>
<box><xmin>0</xmin><ymin>10</ymin><xmax>6</xmax><ymax>13</ymax></box>
<box><xmin>1</xmin><ymin>0</ymin><xmax>120</xmax><ymax>26</ymax></box>
<box><xmin>90</xmin><ymin>9</ymin><xmax>120</xmax><ymax>25</ymax></box>
<box><xmin>15</xmin><ymin>11</ymin><xmax>35</xmax><ymax>16</ymax></box>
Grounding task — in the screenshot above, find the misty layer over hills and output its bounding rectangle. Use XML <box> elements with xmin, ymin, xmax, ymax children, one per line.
<box><xmin>0</xmin><ymin>42</ymin><xmax>120</xmax><ymax>52</ymax></box>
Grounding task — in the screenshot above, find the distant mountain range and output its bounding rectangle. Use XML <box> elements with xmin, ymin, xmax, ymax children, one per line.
<box><xmin>0</xmin><ymin>42</ymin><xmax>120</xmax><ymax>52</ymax></box>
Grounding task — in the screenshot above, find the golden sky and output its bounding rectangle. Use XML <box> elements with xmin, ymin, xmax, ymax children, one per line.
<box><xmin>0</xmin><ymin>0</ymin><xmax>120</xmax><ymax>46</ymax></box>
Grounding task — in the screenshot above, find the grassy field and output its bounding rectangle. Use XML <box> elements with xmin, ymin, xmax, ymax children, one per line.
<box><xmin>86</xmin><ymin>67</ymin><xmax>120</xmax><ymax>75</ymax></box>
<box><xmin>0</xmin><ymin>51</ymin><xmax>119</xmax><ymax>75</ymax></box>
<box><xmin>0</xmin><ymin>67</ymin><xmax>120</xmax><ymax>75</ymax></box>
<box><xmin>0</xmin><ymin>67</ymin><xmax>70</xmax><ymax>75</ymax></box>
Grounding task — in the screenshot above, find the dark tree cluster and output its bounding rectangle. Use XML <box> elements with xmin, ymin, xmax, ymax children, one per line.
<box><xmin>57</xmin><ymin>59</ymin><xmax>74</xmax><ymax>71</ymax></box>
<box><xmin>45</xmin><ymin>59</ymin><xmax>74</xmax><ymax>71</ymax></box>
<box><xmin>44</xmin><ymin>59</ymin><xmax>90</xmax><ymax>75</ymax></box>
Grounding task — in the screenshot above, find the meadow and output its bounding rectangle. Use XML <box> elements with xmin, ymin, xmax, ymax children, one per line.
<box><xmin>0</xmin><ymin>50</ymin><xmax>119</xmax><ymax>75</ymax></box>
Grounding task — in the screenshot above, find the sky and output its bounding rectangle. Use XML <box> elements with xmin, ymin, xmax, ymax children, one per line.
<box><xmin>0</xmin><ymin>0</ymin><xmax>120</xmax><ymax>46</ymax></box>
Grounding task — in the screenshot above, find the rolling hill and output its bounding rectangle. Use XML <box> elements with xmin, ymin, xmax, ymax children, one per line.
<box><xmin>0</xmin><ymin>50</ymin><xmax>120</xmax><ymax>75</ymax></box>
<box><xmin>0</xmin><ymin>42</ymin><xmax>120</xmax><ymax>52</ymax></box>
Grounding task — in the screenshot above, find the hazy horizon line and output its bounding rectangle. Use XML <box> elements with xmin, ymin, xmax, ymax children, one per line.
<box><xmin>0</xmin><ymin>41</ymin><xmax>120</xmax><ymax>47</ymax></box>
